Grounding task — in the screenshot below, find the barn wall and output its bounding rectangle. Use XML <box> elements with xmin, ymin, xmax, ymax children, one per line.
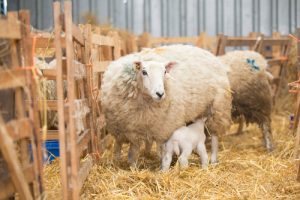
<box><xmin>7</xmin><ymin>0</ymin><xmax>300</xmax><ymax>36</ymax></box>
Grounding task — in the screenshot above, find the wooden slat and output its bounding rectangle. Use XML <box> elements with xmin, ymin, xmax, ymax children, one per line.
<box><xmin>6</xmin><ymin>118</ymin><xmax>32</xmax><ymax>140</ymax></box>
<box><xmin>150</xmin><ymin>36</ymin><xmax>198</xmax><ymax>45</ymax></box>
<box><xmin>77</xmin><ymin>129</ymin><xmax>91</xmax><ymax>156</ymax></box>
<box><xmin>226</xmin><ymin>38</ymin><xmax>257</xmax><ymax>46</ymax></box>
<box><xmin>226</xmin><ymin>37</ymin><xmax>290</xmax><ymax>47</ymax></box>
<box><xmin>0</xmin><ymin>69</ymin><xmax>27</xmax><ymax>90</ymax></box>
<box><xmin>44</xmin><ymin>130</ymin><xmax>59</xmax><ymax>140</ymax></box>
<box><xmin>0</xmin><ymin>18</ymin><xmax>21</xmax><ymax>39</ymax></box>
<box><xmin>267</xmin><ymin>58</ymin><xmax>287</xmax><ymax>66</ymax></box>
<box><xmin>34</xmin><ymin>35</ymin><xmax>66</xmax><ymax>49</ymax></box>
<box><xmin>91</xmin><ymin>34</ymin><xmax>115</xmax><ymax>46</ymax></box>
<box><xmin>72</xmin><ymin>24</ymin><xmax>85</xmax><ymax>46</ymax></box>
<box><xmin>0</xmin><ymin>165</ymin><xmax>35</xmax><ymax>199</ymax></box>
<box><xmin>78</xmin><ymin>156</ymin><xmax>93</xmax><ymax>189</ymax></box>
<box><xmin>40</xmin><ymin>58</ymin><xmax>88</xmax><ymax>80</ymax></box>
<box><xmin>93</xmin><ymin>61</ymin><xmax>111</xmax><ymax>73</ymax></box>
<box><xmin>41</xmin><ymin>68</ymin><xmax>67</xmax><ymax>80</ymax></box>
<box><xmin>263</xmin><ymin>38</ymin><xmax>290</xmax><ymax>46</ymax></box>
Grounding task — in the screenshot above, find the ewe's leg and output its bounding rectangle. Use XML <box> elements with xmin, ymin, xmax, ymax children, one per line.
<box><xmin>128</xmin><ymin>142</ymin><xmax>140</xmax><ymax>167</ymax></box>
<box><xmin>196</xmin><ymin>142</ymin><xmax>208</xmax><ymax>169</ymax></box>
<box><xmin>260</xmin><ymin>121</ymin><xmax>274</xmax><ymax>152</ymax></box>
<box><xmin>144</xmin><ymin>138</ymin><xmax>153</xmax><ymax>157</ymax></box>
<box><xmin>211</xmin><ymin>134</ymin><xmax>218</xmax><ymax>164</ymax></box>
<box><xmin>178</xmin><ymin>146</ymin><xmax>192</xmax><ymax>168</ymax></box>
<box><xmin>236</xmin><ymin>116</ymin><xmax>245</xmax><ymax>135</ymax></box>
<box><xmin>113</xmin><ymin>137</ymin><xmax>123</xmax><ymax>161</ymax></box>
<box><xmin>156</xmin><ymin>142</ymin><xmax>163</xmax><ymax>158</ymax></box>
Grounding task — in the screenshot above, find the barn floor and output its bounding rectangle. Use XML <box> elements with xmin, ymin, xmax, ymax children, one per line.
<box><xmin>44</xmin><ymin>114</ymin><xmax>300</xmax><ymax>199</ymax></box>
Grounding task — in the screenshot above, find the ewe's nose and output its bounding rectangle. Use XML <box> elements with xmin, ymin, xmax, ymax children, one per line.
<box><xmin>156</xmin><ymin>92</ymin><xmax>164</xmax><ymax>99</ymax></box>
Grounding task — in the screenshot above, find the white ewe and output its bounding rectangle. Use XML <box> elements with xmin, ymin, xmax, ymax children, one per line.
<box><xmin>101</xmin><ymin>45</ymin><xmax>232</xmax><ymax>165</ymax></box>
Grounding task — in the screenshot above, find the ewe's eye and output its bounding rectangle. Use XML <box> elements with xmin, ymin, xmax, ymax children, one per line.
<box><xmin>142</xmin><ymin>70</ymin><xmax>148</xmax><ymax>76</ymax></box>
<box><xmin>164</xmin><ymin>70</ymin><xmax>167</xmax><ymax>74</ymax></box>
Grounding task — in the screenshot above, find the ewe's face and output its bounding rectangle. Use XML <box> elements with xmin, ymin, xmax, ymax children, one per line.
<box><xmin>135</xmin><ymin>61</ymin><xmax>174</xmax><ymax>101</ymax></box>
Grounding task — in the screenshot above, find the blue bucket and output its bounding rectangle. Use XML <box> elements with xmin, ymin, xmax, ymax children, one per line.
<box><xmin>44</xmin><ymin>140</ymin><xmax>60</xmax><ymax>162</ymax></box>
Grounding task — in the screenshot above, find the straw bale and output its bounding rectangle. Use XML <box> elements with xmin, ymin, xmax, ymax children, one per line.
<box><xmin>44</xmin><ymin>114</ymin><xmax>300</xmax><ymax>199</ymax></box>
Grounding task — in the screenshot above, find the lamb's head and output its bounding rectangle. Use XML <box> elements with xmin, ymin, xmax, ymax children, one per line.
<box><xmin>134</xmin><ymin>60</ymin><xmax>176</xmax><ymax>101</ymax></box>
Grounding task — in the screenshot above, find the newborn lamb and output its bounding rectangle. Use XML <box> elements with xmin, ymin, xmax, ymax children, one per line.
<box><xmin>161</xmin><ymin>118</ymin><xmax>208</xmax><ymax>171</ymax></box>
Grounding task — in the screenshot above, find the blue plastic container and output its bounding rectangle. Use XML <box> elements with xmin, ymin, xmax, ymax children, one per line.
<box><xmin>44</xmin><ymin>140</ymin><xmax>60</xmax><ymax>162</ymax></box>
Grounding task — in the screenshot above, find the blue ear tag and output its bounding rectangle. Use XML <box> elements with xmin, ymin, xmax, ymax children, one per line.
<box><xmin>246</xmin><ymin>58</ymin><xmax>260</xmax><ymax>71</ymax></box>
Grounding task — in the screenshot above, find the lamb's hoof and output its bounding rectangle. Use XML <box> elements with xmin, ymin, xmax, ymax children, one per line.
<box><xmin>266</xmin><ymin>146</ymin><xmax>274</xmax><ymax>152</ymax></box>
<box><xmin>201</xmin><ymin>164</ymin><xmax>208</xmax><ymax>169</ymax></box>
<box><xmin>210</xmin><ymin>159</ymin><xmax>219</xmax><ymax>165</ymax></box>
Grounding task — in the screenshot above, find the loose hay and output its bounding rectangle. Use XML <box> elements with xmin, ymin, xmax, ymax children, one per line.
<box><xmin>44</xmin><ymin>114</ymin><xmax>300</xmax><ymax>199</ymax></box>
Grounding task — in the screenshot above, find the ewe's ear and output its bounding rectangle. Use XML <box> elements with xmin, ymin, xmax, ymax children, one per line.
<box><xmin>165</xmin><ymin>61</ymin><xmax>177</xmax><ymax>73</ymax></box>
<box><xmin>134</xmin><ymin>61</ymin><xmax>142</xmax><ymax>71</ymax></box>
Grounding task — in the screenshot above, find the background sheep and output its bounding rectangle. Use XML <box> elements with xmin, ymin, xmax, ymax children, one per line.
<box><xmin>101</xmin><ymin>45</ymin><xmax>232</xmax><ymax>165</ymax></box>
<box><xmin>161</xmin><ymin>118</ymin><xmax>208</xmax><ymax>171</ymax></box>
<box><xmin>219</xmin><ymin>50</ymin><xmax>274</xmax><ymax>151</ymax></box>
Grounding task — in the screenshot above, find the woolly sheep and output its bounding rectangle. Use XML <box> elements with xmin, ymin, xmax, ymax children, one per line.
<box><xmin>101</xmin><ymin>45</ymin><xmax>232</xmax><ymax>165</ymax></box>
<box><xmin>219</xmin><ymin>50</ymin><xmax>274</xmax><ymax>151</ymax></box>
<box><xmin>161</xmin><ymin>118</ymin><xmax>208</xmax><ymax>171</ymax></box>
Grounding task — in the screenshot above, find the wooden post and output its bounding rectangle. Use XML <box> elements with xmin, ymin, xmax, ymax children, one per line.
<box><xmin>252</xmin><ymin>34</ymin><xmax>264</xmax><ymax>53</ymax></box>
<box><xmin>112</xmin><ymin>32</ymin><xmax>121</xmax><ymax>59</ymax></box>
<box><xmin>64</xmin><ymin>1</ymin><xmax>80</xmax><ymax>199</ymax></box>
<box><xmin>53</xmin><ymin>2</ymin><xmax>69</xmax><ymax>199</ymax></box>
<box><xmin>19</xmin><ymin>10</ymin><xmax>43</xmax><ymax>198</ymax></box>
<box><xmin>139</xmin><ymin>32</ymin><xmax>151</xmax><ymax>49</ymax></box>
<box><xmin>0</xmin><ymin>115</ymin><xmax>33</xmax><ymax>200</ymax></box>
<box><xmin>272</xmin><ymin>32</ymin><xmax>281</xmax><ymax>58</ymax></box>
<box><xmin>215</xmin><ymin>34</ymin><xmax>227</xmax><ymax>56</ymax></box>
<box><xmin>295</xmin><ymin>28</ymin><xmax>300</xmax><ymax>181</ymax></box>
<box><xmin>84</xmin><ymin>24</ymin><xmax>99</xmax><ymax>154</ymax></box>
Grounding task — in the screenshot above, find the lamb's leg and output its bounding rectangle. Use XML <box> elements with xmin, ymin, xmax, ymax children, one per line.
<box><xmin>211</xmin><ymin>134</ymin><xmax>218</xmax><ymax>164</ymax></box>
<box><xmin>161</xmin><ymin>143</ymin><xmax>173</xmax><ymax>171</ymax></box>
<box><xmin>178</xmin><ymin>146</ymin><xmax>192</xmax><ymax>168</ymax></box>
<box><xmin>196</xmin><ymin>142</ymin><xmax>208</xmax><ymax>169</ymax></box>
<box><xmin>260</xmin><ymin>121</ymin><xmax>274</xmax><ymax>152</ymax></box>
<box><xmin>128</xmin><ymin>142</ymin><xmax>140</xmax><ymax>167</ymax></box>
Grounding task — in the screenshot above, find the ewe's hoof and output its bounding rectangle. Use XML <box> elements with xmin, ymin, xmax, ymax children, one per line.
<box><xmin>266</xmin><ymin>146</ymin><xmax>274</xmax><ymax>152</ymax></box>
<box><xmin>129</xmin><ymin>163</ymin><xmax>138</xmax><ymax>170</ymax></box>
<box><xmin>160</xmin><ymin>167</ymin><xmax>169</xmax><ymax>172</ymax></box>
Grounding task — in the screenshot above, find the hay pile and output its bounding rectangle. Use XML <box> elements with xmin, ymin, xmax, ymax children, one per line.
<box><xmin>44</xmin><ymin>114</ymin><xmax>300</xmax><ymax>199</ymax></box>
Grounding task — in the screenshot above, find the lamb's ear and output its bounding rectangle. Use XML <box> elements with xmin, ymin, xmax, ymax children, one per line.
<box><xmin>165</xmin><ymin>61</ymin><xmax>177</xmax><ymax>73</ymax></box>
<box><xmin>134</xmin><ymin>61</ymin><xmax>142</xmax><ymax>71</ymax></box>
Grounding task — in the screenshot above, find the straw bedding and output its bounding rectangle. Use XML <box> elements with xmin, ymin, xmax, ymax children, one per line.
<box><xmin>44</xmin><ymin>113</ymin><xmax>300</xmax><ymax>199</ymax></box>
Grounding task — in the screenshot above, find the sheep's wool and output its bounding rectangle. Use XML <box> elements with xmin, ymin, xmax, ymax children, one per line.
<box><xmin>101</xmin><ymin>45</ymin><xmax>232</xmax><ymax>145</ymax></box>
<box><xmin>219</xmin><ymin>50</ymin><xmax>272</xmax><ymax>125</ymax></box>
